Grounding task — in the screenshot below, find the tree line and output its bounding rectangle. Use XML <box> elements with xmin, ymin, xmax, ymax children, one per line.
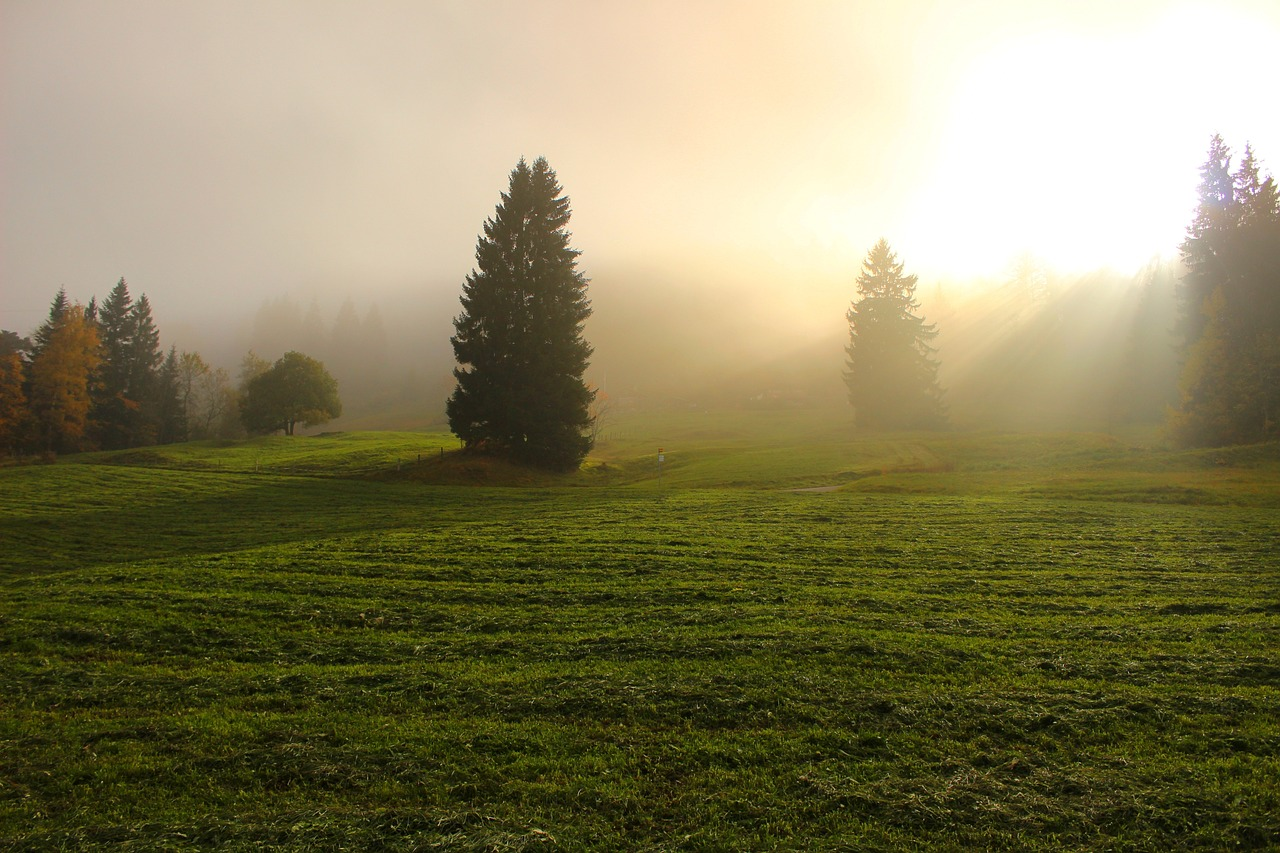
<box><xmin>3</xmin><ymin>136</ymin><xmax>1273</xmax><ymax>466</ymax></box>
<box><xmin>445</xmin><ymin>140</ymin><xmax>1277</xmax><ymax>469</ymax></box>
<box><xmin>0</xmin><ymin>278</ymin><xmax>341</xmax><ymax>456</ymax></box>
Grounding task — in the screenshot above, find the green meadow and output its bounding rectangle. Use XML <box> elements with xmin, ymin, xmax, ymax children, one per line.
<box><xmin>2</xmin><ymin>411</ymin><xmax>1278</xmax><ymax>850</ymax></box>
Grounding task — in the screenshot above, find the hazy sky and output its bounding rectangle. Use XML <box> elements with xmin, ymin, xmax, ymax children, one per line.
<box><xmin>4</xmin><ymin>0</ymin><xmax>1280</xmax><ymax>341</ymax></box>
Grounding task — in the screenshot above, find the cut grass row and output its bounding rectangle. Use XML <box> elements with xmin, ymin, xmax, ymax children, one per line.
<box><xmin>2</xmin><ymin>421</ymin><xmax>1279</xmax><ymax>848</ymax></box>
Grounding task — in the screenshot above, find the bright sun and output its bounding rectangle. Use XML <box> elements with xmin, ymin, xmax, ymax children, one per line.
<box><xmin>901</xmin><ymin>4</ymin><xmax>1277</xmax><ymax>281</ymax></box>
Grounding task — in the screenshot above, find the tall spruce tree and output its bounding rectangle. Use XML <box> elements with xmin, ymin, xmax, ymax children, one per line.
<box><xmin>844</xmin><ymin>239</ymin><xmax>945</xmax><ymax>430</ymax></box>
<box><xmin>447</xmin><ymin>157</ymin><xmax>594</xmax><ymax>471</ymax></box>
<box><xmin>29</xmin><ymin>288</ymin><xmax>69</xmax><ymax>362</ymax></box>
<box><xmin>154</xmin><ymin>346</ymin><xmax>186</xmax><ymax>444</ymax></box>
<box><xmin>93</xmin><ymin>278</ymin><xmax>137</xmax><ymax>448</ymax></box>
<box><xmin>92</xmin><ymin>280</ymin><xmax>163</xmax><ymax>448</ymax></box>
<box><xmin>1170</xmin><ymin>136</ymin><xmax>1280</xmax><ymax>446</ymax></box>
<box><xmin>128</xmin><ymin>293</ymin><xmax>163</xmax><ymax>443</ymax></box>
<box><xmin>96</xmin><ymin>278</ymin><xmax>134</xmax><ymax>396</ymax></box>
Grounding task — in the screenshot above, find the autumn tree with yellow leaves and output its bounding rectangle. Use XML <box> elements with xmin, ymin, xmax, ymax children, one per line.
<box><xmin>27</xmin><ymin>299</ymin><xmax>101</xmax><ymax>453</ymax></box>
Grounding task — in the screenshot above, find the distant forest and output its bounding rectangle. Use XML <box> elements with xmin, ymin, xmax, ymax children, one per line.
<box><xmin>1</xmin><ymin>135</ymin><xmax>1276</xmax><ymax>457</ymax></box>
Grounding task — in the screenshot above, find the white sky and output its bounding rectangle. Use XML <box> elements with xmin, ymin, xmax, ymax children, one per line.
<box><xmin>3</xmin><ymin>0</ymin><xmax>1279</xmax><ymax>339</ymax></box>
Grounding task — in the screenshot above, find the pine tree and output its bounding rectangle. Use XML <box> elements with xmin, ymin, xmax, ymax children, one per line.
<box><xmin>96</xmin><ymin>278</ymin><xmax>134</xmax><ymax>396</ymax></box>
<box><xmin>1234</xmin><ymin>143</ymin><xmax>1280</xmax><ymax>227</ymax></box>
<box><xmin>127</xmin><ymin>294</ymin><xmax>162</xmax><ymax>395</ymax></box>
<box><xmin>844</xmin><ymin>239</ymin><xmax>945</xmax><ymax>430</ymax></box>
<box><xmin>93</xmin><ymin>278</ymin><xmax>136</xmax><ymax>448</ymax></box>
<box><xmin>0</xmin><ymin>331</ymin><xmax>30</xmax><ymax>358</ymax></box>
<box><xmin>1178</xmin><ymin>135</ymin><xmax>1236</xmax><ymax>347</ymax></box>
<box><xmin>29</xmin><ymin>288</ymin><xmax>69</xmax><ymax>362</ymax></box>
<box><xmin>154</xmin><ymin>346</ymin><xmax>186</xmax><ymax>444</ymax></box>
<box><xmin>1170</xmin><ymin>137</ymin><xmax>1280</xmax><ymax>445</ymax></box>
<box><xmin>447</xmin><ymin>157</ymin><xmax>595</xmax><ymax>471</ymax></box>
<box><xmin>128</xmin><ymin>294</ymin><xmax>164</xmax><ymax>445</ymax></box>
<box><xmin>92</xmin><ymin>281</ymin><xmax>164</xmax><ymax>448</ymax></box>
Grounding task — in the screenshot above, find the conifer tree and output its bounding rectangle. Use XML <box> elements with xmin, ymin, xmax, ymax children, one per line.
<box><xmin>844</xmin><ymin>239</ymin><xmax>945</xmax><ymax>430</ymax></box>
<box><xmin>96</xmin><ymin>278</ymin><xmax>134</xmax><ymax>395</ymax></box>
<box><xmin>1178</xmin><ymin>135</ymin><xmax>1237</xmax><ymax>347</ymax></box>
<box><xmin>93</xmin><ymin>280</ymin><xmax>164</xmax><ymax>447</ymax></box>
<box><xmin>1171</xmin><ymin>136</ymin><xmax>1280</xmax><ymax>446</ymax></box>
<box><xmin>447</xmin><ymin>157</ymin><xmax>594</xmax><ymax>471</ymax></box>
<box><xmin>128</xmin><ymin>294</ymin><xmax>162</xmax><ymax>395</ymax></box>
<box><xmin>128</xmin><ymin>294</ymin><xmax>164</xmax><ymax>444</ymax></box>
<box><xmin>0</xmin><ymin>330</ymin><xmax>29</xmax><ymax>358</ymax></box>
<box><xmin>29</xmin><ymin>288</ymin><xmax>69</xmax><ymax>362</ymax></box>
<box><xmin>154</xmin><ymin>346</ymin><xmax>186</xmax><ymax>444</ymax></box>
<box><xmin>93</xmin><ymin>278</ymin><xmax>136</xmax><ymax>448</ymax></box>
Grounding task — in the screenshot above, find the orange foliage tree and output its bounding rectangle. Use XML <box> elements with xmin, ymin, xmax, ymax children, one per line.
<box><xmin>0</xmin><ymin>352</ymin><xmax>26</xmax><ymax>453</ymax></box>
<box><xmin>28</xmin><ymin>304</ymin><xmax>101</xmax><ymax>453</ymax></box>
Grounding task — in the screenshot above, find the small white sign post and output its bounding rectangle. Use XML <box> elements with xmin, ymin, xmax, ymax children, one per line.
<box><xmin>657</xmin><ymin>448</ymin><xmax>665</xmax><ymax>487</ymax></box>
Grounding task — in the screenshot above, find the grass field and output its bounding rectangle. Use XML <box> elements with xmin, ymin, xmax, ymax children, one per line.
<box><xmin>2</xmin><ymin>411</ymin><xmax>1278</xmax><ymax>849</ymax></box>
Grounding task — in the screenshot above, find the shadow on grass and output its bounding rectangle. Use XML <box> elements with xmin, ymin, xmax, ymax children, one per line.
<box><xmin>0</xmin><ymin>469</ymin><xmax>558</xmax><ymax>575</ymax></box>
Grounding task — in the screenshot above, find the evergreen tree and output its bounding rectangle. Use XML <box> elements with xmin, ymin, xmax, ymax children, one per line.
<box><xmin>154</xmin><ymin>346</ymin><xmax>186</xmax><ymax>444</ymax></box>
<box><xmin>1170</xmin><ymin>137</ymin><xmax>1280</xmax><ymax>446</ymax></box>
<box><xmin>447</xmin><ymin>157</ymin><xmax>595</xmax><ymax>471</ymax></box>
<box><xmin>129</xmin><ymin>294</ymin><xmax>164</xmax><ymax>444</ymax></box>
<box><xmin>127</xmin><ymin>294</ymin><xmax>162</xmax><ymax>395</ymax></box>
<box><xmin>1</xmin><ymin>330</ymin><xmax>31</xmax><ymax>359</ymax></box>
<box><xmin>844</xmin><ymin>239</ymin><xmax>945</xmax><ymax>430</ymax></box>
<box><xmin>93</xmin><ymin>278</ymin><xmax>136</xmax><ymax>448</ymax></box>
<box><xmin>92</xmin><ymin>280</ymin><xmax>164</xmax><ymax>448</ymax></box>
<box><xmin>1234</xmin><ymin>143</ymin><xmax>1279</xmax><ymax>227</ymax></box>
<box><xmin>1178</xmin><ymin>135</ymin><xmax>1236</xmax><ymax>347</ymax></box>
<box><xmin>96</xmin><ymin>278</ymin><xmax>134</xmax><ymax>396</ymax></box>
<box><xmin>29</xmin><ymin>288</ymin><xmax>69</xmax><ymax>362</ymax></box>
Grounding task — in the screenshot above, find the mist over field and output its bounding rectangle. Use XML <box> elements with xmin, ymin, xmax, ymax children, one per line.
<box><xmin>212</xmin><ymin>257</ymin><xmax>1179</xmax><ymax>435</ymax></box>
<box><xmin>3</xmin><ymin>1</ymin><xmax>1276</xmax><ymax>442</ymax></box>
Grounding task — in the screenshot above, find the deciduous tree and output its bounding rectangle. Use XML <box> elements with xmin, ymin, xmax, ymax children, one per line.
<box><xmin>447</xmin><ymin>157</ymin><xmax>595</xmax><ymax>471</ymax></box>
<box><xmin>28</xmin><ymin>303</ymin><xmax>100</xmax><ymax>453</ymax></box>
<box><xmin>0</xmin><ymin>351</ymin><xmax>27</xmax><ymax>453</ymax></box>
<box><xmin>241</xmin><ymin>351</ymin><xmax>341</xmax><ymax>435</ymax></box>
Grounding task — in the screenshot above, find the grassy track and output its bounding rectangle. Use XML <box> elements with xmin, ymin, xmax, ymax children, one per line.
<box><xmin>2</xmin><ymin>416</ymin><xmax>1278</xmax><ymax>849</ymax></box>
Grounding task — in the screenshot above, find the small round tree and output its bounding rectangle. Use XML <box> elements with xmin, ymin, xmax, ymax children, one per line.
<box><xmin>241</xmin><ymin>351</ymin><xmax>341</xmax><ymax>435</ymax></box>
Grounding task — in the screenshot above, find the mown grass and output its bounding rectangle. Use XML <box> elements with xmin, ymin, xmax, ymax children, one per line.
<box><xmin>2</xmin><ymin>412</ymin><xmax>1278</xmax><ymax>849</ymax></box>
